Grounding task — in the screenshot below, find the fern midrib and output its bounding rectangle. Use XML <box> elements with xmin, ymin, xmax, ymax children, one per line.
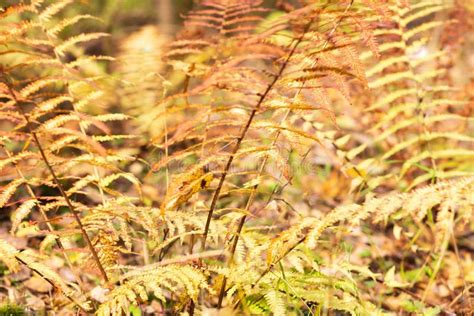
<box><xmin>201</xmin><ymin>16</ymin><xmax>316</xmax><ymax>251</ymax></box>
<box><xmin>4</xmin><ymin>80</ymin><xmax>110</xmax><ymax>284</ymax></box>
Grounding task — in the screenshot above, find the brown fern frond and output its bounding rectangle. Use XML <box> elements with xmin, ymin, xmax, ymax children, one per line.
<box><xmin>339</xmin><ymin>0</ymin><xmax>473</xmax><ymax>191</ymax></box>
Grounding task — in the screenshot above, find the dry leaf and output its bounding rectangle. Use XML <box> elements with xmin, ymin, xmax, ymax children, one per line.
<box><xmin>24</xmin><ymin>276</ymin><xmax>53</xmax><ymax>293</ymax></box>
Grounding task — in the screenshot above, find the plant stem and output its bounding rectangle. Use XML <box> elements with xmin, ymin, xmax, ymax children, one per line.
<box><xmin>218</xmin><ymin>1</ymin><xmax>358</xmax><ymax>307</ymax></box>
<box><xmin>215</xmin><ymin>16</ymin><xmax>317</xmax><ymax>307</ymax></box>
<box><xmin>6</xmin><ymin>82</ymin><xmax>109</xmax><ymax>284</ymax></box>
<box><xmin>3</xmin><ymin>148</ymin><xmax>86</xmax><ymax>291</ymax></box>
<box><xmin>201</xmin><ymin>16</ymin><xmax>314</xmax><ymax>251</ymax></box>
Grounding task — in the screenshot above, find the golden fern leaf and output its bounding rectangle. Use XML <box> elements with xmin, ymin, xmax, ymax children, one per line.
<box><xmin>38</xmin><ymin>0</ymin><xmax>73</xmax><ymax>22</ymax></box>
<box><xmin>96</xmin><ymin>265</ymin><xmax>207</xmax><ymax>316</ymax></box>
<box><xmin>10</xmin><ymin>199</ymin><xmax>38</xmax><ymax>234</ymax></box>
<box><xmin>0</xmin><ymin>179</ymin><xmax>26</xmax><ymax>208</ymax></box>
<box><xmin>184</xmin><ymin>0</ymin><xmax>267</xmax><ymax>36</ymax></box>
<box><xmin>0</xmin><ymin>238</ymin><xmax>20</xmax><ymax>272</ymax></box>
<box><xmin>0</xmin><ymin>239</ymin><xmax>79</xmax><ymax>299</ymax></box>
<box><xmin>0</xmin><ymin>0</ymin><xmax>134</xmax><ymax>286</ymax></box>
<box><xmin>16</xmin><ymin>251</ymin><xmax>73</xmax><ymax>294</ymax></box>
<box><xmin>47</xmin><ymin>15</ymin><xmax>101</xmax><ymax>37</ymax></box>
<box><xmin>266</xmin><ymin>177</ymin><xmax>474</xmax><ymax>262</ymax></box>
<box><xmin>264</xmin><ymin>289</ymin><xmax>286</xmax><ymax>316</ymax></box>
<box><xmin>341</xmin><ymin>0</ymin><xmax>473</xmax><ymax>190</ymax></box>
<box><xmin>160</xmin><ymin>166</ymin><xmax>214</xmax><ymax>215</ymax></box>
<box><xmin>92</xmin><ymin>230</ymin><xmax>122</xmax><ymax>271</ymax></box>
<box><xmin>55</xmin><ymin>32</ymin><xmax>110</xmax><ymax>56</ymax></box>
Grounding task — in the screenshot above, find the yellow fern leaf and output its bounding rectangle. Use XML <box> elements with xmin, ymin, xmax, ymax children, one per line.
<box><xmin>38</xmin><ymin>0</ymin><xmax>73</xmax><ymax>21</ymax></box>
<box><xmin>47</xmin><ymin>15</ymin><xmax>101</xmax><ymax>37</ymax></box>
<box><xmin>11</xmin><ymin>199</ymin><xmax>38</xmax><ymax>233</ymax></box>
<box><xmin>0</xmin><ymin>179</ymin><xmax>26</xmax><ymax>208</ymax></box>
<box><xmin>0</xmin><ymin>239</ymin><xmax>20</xmax><ymax>272</ymax></box>
<box><xmin>55</xmin><ymin>33</ymin><xmax>109</xmax><ymax>56</ymax></box>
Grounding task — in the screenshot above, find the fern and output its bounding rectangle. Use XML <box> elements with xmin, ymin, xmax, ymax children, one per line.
<box><xmin>340</xmin><ymin>0</ymin><xmax>474</xmax><ymax>190</ymax></box>
<box><xmin>0</xmin><ymin>0</ymin><xmax>136</xmax><ymax>289</ymax></box>
<box><xmin>1</xmin><ymin>0</ymin><xmax>473</xmax><ymax>315</ymax></box>
<box><xmin>96</xmin><ymin>265</ymin><xmax>207</xmax><ymax>315</ymax></box>
<box><xmin>115</xmin><ymin>25</ymin><xmax>167</xmax><ymax>136</ymax></box>
<box><xmin>0</xmin><ymin>238</ymin><xmax>91</xmax><ymax>312</ymax></box>
<box><xmin>268</xmin><ymin>176</ymin><xmax>474</xmax><ymax>259</ymax></box>
<box><xmin>264</xmin><ymin>289</ymin><xmax>286</xmax><ymax>316</ymax></box>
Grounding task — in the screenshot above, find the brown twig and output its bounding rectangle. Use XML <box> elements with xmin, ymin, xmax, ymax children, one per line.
<box><xmin>5</xmin><ymin>80</ymin><xmax>109</xmax><ymax>284</ymax></box>
<box><xmin>2</xmin><ymin>147</ymin><xmax>86</xmax><ymax>291</ymax></box>
<box><xmin>201</xmin><ymin>13</ymin><xmax>315</xmax><ymax>251</ymax></box>
<box><xmin>216</xmin><ymin>16</ymin><xmax>317</xmax><ymax>307</ymax></box>
<box><xmin>217</xmin><ymin>0</ymin><xmax>360</xmax><ymax>306</ymax></box>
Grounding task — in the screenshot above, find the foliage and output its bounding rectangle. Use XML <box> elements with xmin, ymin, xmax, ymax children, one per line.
<box><xmin>0</xmin><ymin>0</ymin><xmax>473</xmax><ymax>315</ymax></box>
<box><xmin>0</xmin><ymin>303</ymin><xmax>25</xmax><ymax>316</ymax></box>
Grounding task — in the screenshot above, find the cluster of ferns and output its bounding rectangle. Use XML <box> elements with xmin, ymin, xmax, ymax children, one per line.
<box><xmin>0</xmin><ymin>0</ymin><xmax>473</xmax><ymax>315</ymax></box>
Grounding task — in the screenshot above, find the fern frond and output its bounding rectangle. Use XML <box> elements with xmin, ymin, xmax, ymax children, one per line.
<box><xmin>54</xmin><ymin>32</ymin><xmax>109</xmax><ymax>56</ymax></box>
<box><xmin>10</xmin><ymin>199</ymin><xmax>38</xmax><ymax>234</ymax></box>
<box><xmin>341</xmin><ymin>0</ymin><xmax>472</xmax><ymax>189</ymax></box>
<box><xmin>97</xmin><ymin>265</ymin><xmax>207</xmax><ymax>316</ymax></box>
<box><xmin>0</xmin><ymin>179</ymin><xmax>26</xmax><ymax>208</ymax></box>
<box><xmin>48</xmin><ymin>15</ymin><xmax>101</xmax><ymax>37</ymax></box>
<box><xmin>0</xmin><ymin>238</ymin><xmax>21</xmax><ymax>272</ymax></box>
<box><xmin>1</xmin><ymin>1</ymin><xmax>471</xmax><ymax>314</ymax></box>
<box><xmin>264</xmin><ymin>289</ymin><xmax>286</xmax><ymax>316</ymax></box>
<box><xmin>38</xmin><ymin>0</ymin><xmax>73</xmax><ymax>22</ymax></box>
<box><xmin>263</xmin><ymin>176</ymin><xmax>474</xmax><ymax>274</ymax></box>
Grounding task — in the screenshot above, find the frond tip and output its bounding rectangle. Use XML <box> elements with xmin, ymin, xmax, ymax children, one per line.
<box><xmin>0</xmin><ymin>238</ymin><xmax>20</xmax><ymax>272</ymax></box>
<box><xmin>96</xmin><ymin>265</ymin><xmax>208</xmax><ymax>316</ymax></box>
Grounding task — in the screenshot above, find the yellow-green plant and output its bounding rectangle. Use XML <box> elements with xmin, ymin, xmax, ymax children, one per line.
<box><xmin>0</xmin><ymin>0</ymin><xmax>473</xmax><ymax>315</ymax></box>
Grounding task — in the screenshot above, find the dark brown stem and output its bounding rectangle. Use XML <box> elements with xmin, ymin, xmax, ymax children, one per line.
<box><xmin>201</xmin><ymin>17</ymin><xmax>314</xmax><ymax>251</ymax></box>
<box><xmin>220</xmin><ymin>3</ymin><xmax>358</xmax><ymax>307</ymax></box>
<box><xmin>3</xmin><ymin>148</ymin><xmax>85</xmax><ymax>290</ymax></box>
<box><xmin>6</xmin><ymin>82</ymin><xmax>109</xmax><ymax>284</ymax></box>
<box><xmin>216</xmin><ymin>17</ymin><xmax>316</xmax><ymax>307</ymax></box>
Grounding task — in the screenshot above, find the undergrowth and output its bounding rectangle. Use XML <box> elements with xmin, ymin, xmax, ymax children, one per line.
<box><xmin>0</xmin><ymin>0</ymin><xmax>473</xmax><ymax>315</ymax></box>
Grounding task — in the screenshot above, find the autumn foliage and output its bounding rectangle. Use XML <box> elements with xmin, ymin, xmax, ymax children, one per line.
<box><xmin>0</xmin><ymin>0</ymin><xmax>473</xmax><ymax>315</ymax></box>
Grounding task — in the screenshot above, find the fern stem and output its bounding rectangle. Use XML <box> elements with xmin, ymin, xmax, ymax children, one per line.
<box><xmin>215</xmin><ymin>16</ymin><xmax>320</xmax><ymax>307</ymax></box>
<box><xmin>449</xmin><ymin>228</ymin><xmax>473</xmax><ymax>309</ymax></box>
<box><xmin>3</xmin><ymin>148</ymin><xmax>86</xmax><ymax>291</ymax></box>
<box><xmin>216</xmin><ymin>116</ymin><xmax>288</xmax><ymax>307</ymax></box>
<box><xmin>217</xmin><ymin>1</ymin><xmax>358</xmax><ymax>305</ymax></box>
<box><xmin>422</xmin><ymin>225</ymin><xmax>449</xmax><ymax>302</ymax></box>
<box><xmin>201</xmin><ymin>16</ymin><xmax>315</xmax><ymax>251</ymax></box>
<box><xmin>6</xmin><ymin>83</ymin><xmax>110</xmax><ymax>284</ymax></box>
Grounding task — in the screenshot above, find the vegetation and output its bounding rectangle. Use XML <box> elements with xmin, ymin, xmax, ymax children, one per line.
<box><xmin>0</xmin><ymin>0</ymin><xmax>473</xmax><ymax>314</ymax></box>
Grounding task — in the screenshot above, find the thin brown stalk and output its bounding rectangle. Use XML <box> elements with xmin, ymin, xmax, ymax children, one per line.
<box><xmin>6</xmin><ymin>82</ymin><xmax>109</xmax><ymax>284</ymax></box>
<box><xmin>201</xmin><ymin>16</ymin><xmax>314</xmax><ymax>251</ymax></box>
<box><xmin>450</xmin><ymin>230</ymin><xmax>473</xmax><ymax>309</ymax></box>
<box><xmin>3</xmin><ymin>148</ymin><xmax>85</xmax><ymax>291</ymax></box>
<box><xmin>216</xmin><ymin>118</ymin><xmax>288</xmax><ymax>307</ymax></box>
<box><xmin>217</xmin><ymin>1</ymin><xmax>361</xmax><ymax>307</ymax></box>
<box><xmin>215</xmin><ymin>16</ymin><xmax>321</xmax><ymax>307</ymax></box>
